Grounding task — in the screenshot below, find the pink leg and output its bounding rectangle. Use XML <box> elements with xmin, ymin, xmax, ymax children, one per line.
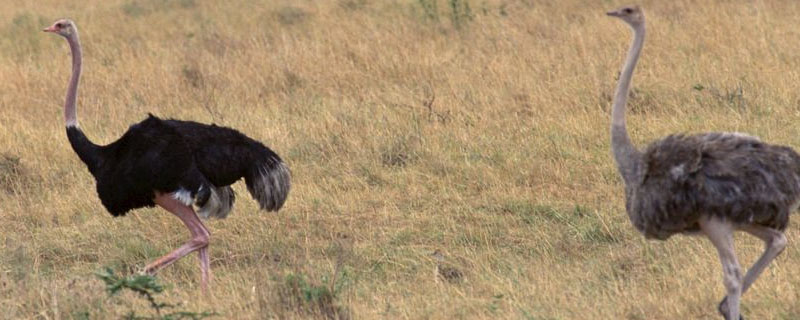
<box><xmin>144</xmin><ymin>193</ymin><xmax>211</xmax><ymax>290</ymax></box>
<box><xmin>198</xmin><ymin>247</ymin><xmax>211</xmax><ymax>291</ymax></box>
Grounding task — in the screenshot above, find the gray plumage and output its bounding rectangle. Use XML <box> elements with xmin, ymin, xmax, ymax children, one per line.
<box><xmin>628</xmin><ymin>132</ymin><xmax>800</xmax><ymax>240</ymax></box>
<box><xmin>607</xmin><ymin>6</ymin><xmax>798</xmax><ymax>320</ymax></box>
<box><xmin>197</xmin><ymin>185</ymin><xmax>236</xmax><ymax>219</ymax></box>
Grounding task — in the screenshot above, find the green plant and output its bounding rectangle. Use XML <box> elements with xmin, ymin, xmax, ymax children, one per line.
<box><xmin>121</xmin><ymin>1</ymin><xmax>149</xmax><ymax>17</ymax></box>
<box><xmin>417</xmin><ymin>0</ymin><xmax>472</xmax><ymax>27</ymax></box>
<box><xmin>267</xmin><ymin>270</ymin><xmax>351</xmax><ymax>320</ymax></box>
<box><xmin>693</xmin><ymin>82</ymin><xmax>749</xmax><ymax>111</ymax></box>
<box><xmin>448</xmin><ymin>0</ymin><xmax>473</xmax><ymax>28</ymax></box>
<box><xmin>95</xmin><ymin>268</ymin><xmax>218</xmax><ymax>320</ymax></box>
<box><xmin>278</xmin><ymin>272</ymin><xmax>350</xmax><ymax>319</ymax></box>
<box><xmin>418</xmin><ymin>0</ymin><xmax>440</xmax><ymax>21</ymax></box>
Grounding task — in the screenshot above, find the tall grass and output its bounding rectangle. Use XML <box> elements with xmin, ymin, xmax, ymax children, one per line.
<box><xmin>2</xmin><ymin>0</ymin><xmax>800</xmax><ymax>318</ymax></box>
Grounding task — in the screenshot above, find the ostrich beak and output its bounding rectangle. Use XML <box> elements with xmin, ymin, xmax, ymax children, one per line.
<box><xmin>43</xmin><ymin>25</ymin><xmax>57</xmax><ymax>32</ymax></box>
<box><xmin>606</xmin><ymin>10</ymin><xmax>621</xmax><ymax>17</ymax></box>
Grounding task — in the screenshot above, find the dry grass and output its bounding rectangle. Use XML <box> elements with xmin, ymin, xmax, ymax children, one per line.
<box><xmin>2</xmin><ymin>0</ymin><xmax>800</xmax><ymax>318</ymax></box>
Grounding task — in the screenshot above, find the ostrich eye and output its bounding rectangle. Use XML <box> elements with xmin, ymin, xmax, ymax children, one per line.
<box><xmin>56</xmin><ymin>23</ymin><xmax>64</xmax><ymax>28</ymax></box>
<box><xmin>623</xmin><ymin>8</ymin><xmax>633</xmax><ymax>14</ymax></box>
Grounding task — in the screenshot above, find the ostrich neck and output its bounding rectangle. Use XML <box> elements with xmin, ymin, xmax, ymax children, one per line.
<box><xmin>611</xmin><ymin>23</ymin><xmax>645</xmax><ymax>185</ymax></box>
<box><xmin>65</xmin><ymin>33</ymin><xmax>82</xmax><ymax>128</ymax></box>
<box><xmin>62</xmin><ymin>31</ymin><xmax>102</xmax><ymax>173</ymax></box>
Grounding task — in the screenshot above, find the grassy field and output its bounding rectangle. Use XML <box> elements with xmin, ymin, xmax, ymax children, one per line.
<box><xmin>2</xmin><ymin>0</ymin><xmax>800</xmax><ymax>318</ymax></box>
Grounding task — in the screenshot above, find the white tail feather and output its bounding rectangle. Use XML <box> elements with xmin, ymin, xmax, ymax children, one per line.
<box><xmin>197</xmin><ymin>186</ymin><xmax>235</xmax><ymax>219</ymax></box>
<box><xmin>247</xmin><ymin>160</ymin><xmax>291</xmax><ymax>211</ymax></box>
<box><xmin>172</xmin><ymin>189</ymin><xmax>194</xmax><ymax>206</ymax></box>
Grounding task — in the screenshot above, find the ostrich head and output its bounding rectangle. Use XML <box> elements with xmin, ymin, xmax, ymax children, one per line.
<box><xmin>43</xmin><ymin>19</ymin><xmax>77</xmax><ymax>37</ymax></box>
<box><xmin>607</xmin><ymin>5</ymin><xmax>644</xmax><ymax>27</ymax></box>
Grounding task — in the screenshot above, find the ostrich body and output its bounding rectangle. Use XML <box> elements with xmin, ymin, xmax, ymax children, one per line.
<box><xmin>608</xmin><ymin>6</ymin><xmax>799</xmax><ymax>319</ymax></box>
<box><xmin>44</xmin><ymin>20</ymin><xmax>290</xmax><ymax>289</ymax></box>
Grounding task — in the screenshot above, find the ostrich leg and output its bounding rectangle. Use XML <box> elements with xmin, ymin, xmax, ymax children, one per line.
<box><xmin>198</xmin><ymin>246</ymin><xmax>211</xmax><ymax>289</ymax></box>
<box><xmin>718</xmin><ymin>225</ymin><xmax>786</xmax><ymax>318</ymax></box>
<box><xmin>144</xmin><ymin>193</ymin><xmax>211</xmax><ymax>289</ymax></box>
<box><xmin>701</xmin><ymin>217</ymin><xmax>743</xmax><ymax>320</ymax></box>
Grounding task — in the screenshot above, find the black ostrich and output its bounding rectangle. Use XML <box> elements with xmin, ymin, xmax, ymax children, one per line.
<box><xmin>44</xmin><ymin>19</ymin><xmax>290</xmax><ymax>289</ymax></box>
<box><xmin>608</xmin><ymin>6</ymin><xmax>799</xmax><ymax>320</ymax></box>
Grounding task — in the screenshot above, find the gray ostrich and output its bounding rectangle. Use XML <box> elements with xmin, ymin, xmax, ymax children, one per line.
<box><xmin>607</xmin><ymin>5</ymin><xmax>800</xmax><ymax>320</ymax></box>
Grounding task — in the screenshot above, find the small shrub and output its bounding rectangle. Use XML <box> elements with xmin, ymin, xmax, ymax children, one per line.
<box><xmin>380</xmin><ymin>135</ymin><xmax>420</xmax><ymax>168</ymax></box>
<box><xmin>276</xmin><ymin>6</ymin><xmax>309</xmax><ymax>26</ymax></box>
<box><xmin>95</xmin><ymin>267</ymin><xmax>218</xmax><ymax>320</ymax></box>
<box><xmin>178</xmin><ymin>0</ymin><xmax>196</xmax><ymax>9</ymax></box>
<box><xmin>274</xmin><ymin>272</ymin><xmax>350</xmax><ymax>320</ymax></box>
<box><xmin>181</xmin><ymin>65</ymin><xmax>204</xmax><ymax>88</ymax></box>
<box><xmin>283</xmin><ymin>69</ymin><xmax>305</xmax><ymax>93</ymax></box>
<box><xmin>418</xmin><ymin>0</ymin><xmax>440</xmax><ymax>21</ymax></box>
<box><xmin>448</xmin><ymin>0</ymin><xmax>473</xmax><ymax>28</ymax></box>
<box><xmin>339</xmin><ymin>0</ymin><xmax>367</xmax><ymax>11</ymax></box>
<box><xmin>0</xmin><ymin>153</ymin><xmax>28</xmax><ymax>194</ymax></box>
<box><xmin>416</xmin><ymin>0</ymin><xmax>473</xmax><ymax>28</ymax></box>
<box><xmin>693</xmin><ymin>82</ymin><xmax>749</xmax><ymax>111</ymax></box>
<box><xmin>121</xmin><ymin>0</ymin><xmax>196</xmax><ymax>17</ymax></box>
<box><xmin>381</xmin><ymin>148</ymin><xmax>413</xmax><ymax>167</ymax></box>
<box><xmin>121</xmin><ymin>1</ymin><xmax>148</xmax><ymax>17</ymax></box>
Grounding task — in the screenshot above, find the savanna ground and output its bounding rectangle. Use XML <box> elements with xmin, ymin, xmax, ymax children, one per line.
<box><xmin>2</xmin><ymin>0</ymin><xmax>800</xmax><ymax>319</ymax></box>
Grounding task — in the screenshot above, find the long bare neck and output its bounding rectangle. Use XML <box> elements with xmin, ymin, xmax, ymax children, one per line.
<box><xmin>65</xmin><ymin>33</ymin><xmax>82</xmax><ymax>128</ymax></box>
<box><xmin>611</xmin><ymin>22</ymin><xmax>645</xmax><ymax>185</ymax></box>
<box><xmin>62</xmin><ymin>30</ymin><xmax>102</xmax><ymax>172</ymax></box>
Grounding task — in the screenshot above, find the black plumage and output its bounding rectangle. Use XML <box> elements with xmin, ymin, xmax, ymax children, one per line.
<box><xmin>628</xmin><ymin>133</ymin><xmax>800</xmax><ymax>240</ymax></box>
<box><xmin>68</xmin><ymin>114</ymin><xmax>290</xmax><ymax>217</ymax></box>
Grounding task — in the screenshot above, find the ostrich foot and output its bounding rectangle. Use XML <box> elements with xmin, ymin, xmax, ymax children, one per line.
<box><xmin>718</xmin><ymin>297</ymin><xmax>744</xmax><ymax>320</ymax></box>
